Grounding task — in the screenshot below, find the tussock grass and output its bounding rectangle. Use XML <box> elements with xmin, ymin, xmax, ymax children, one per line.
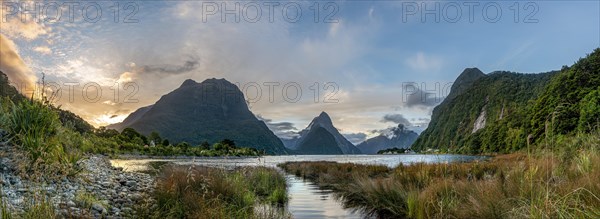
<box><xmin>0</xmin><ymin>98</ymin><xmax>84</xmax><ymax>179</ymax></box>
<box><xmin>1</xmin><ymin>191</ymin><xmax>11</xmax><ymax>219</ymax></box>
<box><xmin>74</xmin><ymin>190</ymin><xmax>107</xmax><ymax>212</ymax></box>
<box><xmin>280</xmin><ymin>132</ymin><xmax>600</xmax><ymax>219</ymax></box>
<box><xmin>21</xmin><ymin>195</ymin><xmax>58</xmax><ymax>219</ymax></box>
<box><xmin>138</xmin><ymin>165</ymin><xmax>290</xmax><ymax>219</ymax></box>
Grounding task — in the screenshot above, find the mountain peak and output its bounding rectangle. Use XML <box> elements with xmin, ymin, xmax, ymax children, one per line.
<box><xmin>111</xmin><ymin>77</ymin><xmax>288</xmax><ymax>154</ymax></box>
<box><xmin>456</xmin><ymin>68</ymin><xmax>486</xmax><ymax>84</ymax></box>
<box><xmin>446</xmin><ymin>68</ymin><xmax>486</xmax><ymax>101</ymax></box>
<box><xmin>200</xmin><ymin>78</ymin><xmax>230</xmax><ymax>84</ymax></box>
<box><xmin>318</xmin><ymin>111</ymin><xmax>330</xmax><ymax>118</ymax></box>
<box><xmin>314</xmin><ymin>111</ymin><xmax>333</xmax><ymax>125</ymax></box>
<box><xmin>292</xmin><ymin>111</ymin><xmax>362</xmax><ymax>154</ymax></box>
<box><xmin>180</xmin><ymin>79</ymin><xmax>197</xmax><ymax>87</ymax></box>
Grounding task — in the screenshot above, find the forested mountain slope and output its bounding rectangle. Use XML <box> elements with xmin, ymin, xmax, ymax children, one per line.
<box><xmin>413</xmin><ymin>49</ymin><xmax>600</xmax><ymax>154</ymax></box>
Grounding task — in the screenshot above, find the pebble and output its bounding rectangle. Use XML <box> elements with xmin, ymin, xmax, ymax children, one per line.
<box><xmin>0</xmin><ymin>155</ymin><xmax>155</xmax><ymax>217</ymax></box>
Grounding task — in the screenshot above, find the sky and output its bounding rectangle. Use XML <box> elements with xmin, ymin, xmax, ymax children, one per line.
<box><xmin>1</xmin><ymin>0</ymin><xmax>599</xmax><ymax>144</ymax></box>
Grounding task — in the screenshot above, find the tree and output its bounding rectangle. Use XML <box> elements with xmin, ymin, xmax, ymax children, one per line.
<box><xmin>578</xmin><ymin>89</ymin><xmax>600</xmax><ymax>132</ymax></box>
<box><xmin>213</xmin><ymin>143</ymin><xmax>225</xmax><ymax>151</ymax></box>
<box><xmin>121</xmin><ymin>128</ymin><xmax>142</xmax><ymax>140</ymax></box>
<box><xmin>95</xmin><ymin>127</ymin><xmax>119</xmax><ymax>138</ymax></box>
<box><xmin>177</xmin><ymin>142</ymin><xmax>191</xmax><ymax>153</ymax></box>
<box><xmin>149</xmin><ymin>131</ymin><xmax>162</xmax><ymax>145</ymax></box>
<box><xmin>199</xmin><ymin>141</ymin><xmax>210</xmax><ymax>150</ymax></box>
<box><xmin>162</xmin><ymin>139</ymin><xmax>170</xmax><ymax>147</ymax></box>
<box><xmin>220</xmin><ymin>139</ymin><xmax>236</xmax><ymax>148</ymax></box>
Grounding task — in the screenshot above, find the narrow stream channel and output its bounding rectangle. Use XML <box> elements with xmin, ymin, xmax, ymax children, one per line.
<box><xmin>285</xmin><ymin>174</ymin><xmax>363</xmax><ymax>218</ymax></box>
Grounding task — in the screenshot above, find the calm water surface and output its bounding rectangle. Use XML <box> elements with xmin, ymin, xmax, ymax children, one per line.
<box><xmin>111</xmin><ymin>154</ymin><xmax>486</xmax><ymax>218</ymax></box>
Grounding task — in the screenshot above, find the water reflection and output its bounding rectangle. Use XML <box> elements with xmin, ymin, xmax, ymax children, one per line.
<box><xmin>110</xmin><ymin>154</ymin><xmax>487</xmax><ymax>218</ymax></box>
<box><xmin>286</xmin><ymin>175</ymin><xmax>364</xmax><ymax>219</ymax></box>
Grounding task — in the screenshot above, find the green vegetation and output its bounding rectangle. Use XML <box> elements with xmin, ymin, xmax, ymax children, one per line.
<box><xmin>414</xmin><ymin>48</ymin><xmax>600</xmax><ymax>154</ymax></box>
<box><xmin>1</xmin><ymin>193</ymin><xmax>10</xmax><ymax>219</ymax></box>
<box><xmin>0</xmin><ymin>98</ymin><xmax>84</xmax><ymax>178</ymax></box>
<box><xmin>377</xmin><ymin>148</ymin><xmax>408</xmax><ymax>154</ymax></box>
<box><xmin>96</xmin><ymin>127</ymin><xmax>265</xmax><ymax>157</ymax></box>
<box><xmin>137</xmin><ymin>165</ymin><xmax>289</xmax><ymax>218</ymax></box>
<box><xmin>74</xmin><ymin>190</ymin><xmax>108</xmax><ymax>212</ymax></box>
<box><xmin>531</xmin><ymin>49</ymin><xmax>600</xmax><ymax>138</ymax></box>
<box><xmin>281</xmin><ymin>131</ymin><xmax>600</xmax><ymax>218</ymax></box>
<box><xmin>21</xmin><ymin>196</ymin><xmax>58</xmax><ymax>219</ymax></box>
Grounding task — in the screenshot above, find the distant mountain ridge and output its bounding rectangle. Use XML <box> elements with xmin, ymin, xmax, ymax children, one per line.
<box><xmin>286</xmin><ymin>112</ymin><xmax>362</xmax><ymax>154</ymax></box>
<box><xmin>357</xmin><ymin>124</ymin><xmax>418</xmax><ymax>154</ymax></box>
<box><xmin>108</xmin><ymin>78</ymin><xmax>288</xmax><ymax>154</ymax></box>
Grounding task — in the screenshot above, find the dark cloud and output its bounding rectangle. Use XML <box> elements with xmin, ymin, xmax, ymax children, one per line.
<box><xmin>256</xmin><ymin>115</ymin><xmax>299</xmax><ymax>139</ymax></box>
<box><xmin>343</xmin><ymin>133</ymin><xmax>367</xmax><ymax>145</ymax></box>
<box><xmin>381</xmin><ymin>114</ymin><xmax>412</xmax><ymax>126</ymax></box>
<box><xmin>402</xmin><ymin>83</ymin><xmax>443</xmax><ymax>108</ymax></box>
<box><xmin>142</xmin><ymin>58</ymin><xmax>199</xmax><ymax>75</ymax></box>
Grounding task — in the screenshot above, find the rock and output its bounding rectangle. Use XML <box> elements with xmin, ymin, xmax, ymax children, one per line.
<box><xmin>67</xmin><ymin>200</ymin><xmax>77</xmax><ymax>207</ymax></box>
<box><xmin>129</xmin><ymin>193</ymin><xmax>143</xmax><ymax>201</ymax></box>
<box><xmin>92</xmin><ymin>203</ymin><xmax>107</xmax><ymax>214</ymax></box>
<box><xmin>125</xmin><ymin>181</ymin><xmax>137</xmax><ymax>187</ymax></box>
<box><xmin>0</xmin><ymin>154</ymin><xmax>156</xmax><ymax>217</ymax></box>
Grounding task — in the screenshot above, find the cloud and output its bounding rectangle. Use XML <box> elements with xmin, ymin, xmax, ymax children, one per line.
<box><xmin>343</xmin><ymin>132</ymin><xmax>367</xmax><ymax>145</ymax></box>
<box><xmin>402</xmin><ymin>83</ymin><xmax>443</xmax><ymax>108</ymax></box>
<box><xmin>381</xmin><ymin>114</ymin><xmax>412</xmax><ymax>126</ymax></box>
<box><xmin>1</xmin><ymin>18</ymin><xmax>51</xmax><ymax>40</ymax></box>
<box><xmin>329</xmin><ymin>21</ymin><xmax>341</xmax><ymax>37</ymax></box>
<box><xmin>141</xmin><ymin>58</ymin><xmax>200</xmax><ymax>75</ymax></box>
<box><xmin>369</xmin><ymin>123</ymin><xmax>411</xmax><ymax>139</ymax></box>
<box><xmin>33</xmin><ymin>46</ymin><xmax>52</xmax><ymax>55</ymax></box>
<box><xmin>256</xmin><ymin>115</ymin><xmax>299</xmax><ymax>139</ymax></box>
<box><xmin>117</xmin><ymin>72</ymin><xmax>136</xmax><ymax>83</ymax></box>
<box><xmin>405</xmin><ymin>52</ymin><xmax>443</xmax><ymax>72</ymax></box>
<box><xmin>0</xmin><ymin>34</ymin><xmax>37</xmax><ymax>90</ymax></box>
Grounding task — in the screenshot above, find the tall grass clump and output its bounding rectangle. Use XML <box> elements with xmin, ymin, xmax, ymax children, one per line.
<box><xmin>6</xmin><ymin>99</ymin><xmax>59</xmax><ymax>157</ymax></box>
<box><xmin>139</xmin><ymin>165</ymin><xmax>290</xmax><ymax>219</ymax></box>
<box><xmin>21</xmin><ymin>195</ymin><xmax>58</xmax><ymax>219</ymax></box>
<box><xmin>0</xmin><ymin>97</ymin><xmax>83</xmax><ymax>179</ymax></box>
<box><xmin>1</xmin><ymin>191</ymin><xmax>12</xmax><ymax>219</ymax></box>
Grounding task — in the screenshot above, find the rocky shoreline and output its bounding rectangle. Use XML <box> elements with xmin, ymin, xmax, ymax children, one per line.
<box><xmin>1</xmin><ymin>144</ymin><xmax>155</xmax><ymax>218</ymax></box>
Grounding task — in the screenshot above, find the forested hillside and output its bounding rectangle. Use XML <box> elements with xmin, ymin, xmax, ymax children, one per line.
<box><xmin>413</xmin><ymin>48</ymin><xmax>600</xmax><ymax>154</ymax></box>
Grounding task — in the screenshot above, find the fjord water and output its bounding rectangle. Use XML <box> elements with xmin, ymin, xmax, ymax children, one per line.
<box><xmin>112</xmin><ymin>155</ymin><xmax>486</xmax><ymax>218</ymax></box>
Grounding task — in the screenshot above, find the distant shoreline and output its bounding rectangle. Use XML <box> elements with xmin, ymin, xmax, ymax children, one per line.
<box><xmin>112</xmin><ymin>154</ymin><xmax>263</xmax><ymax>160</ymax></box>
